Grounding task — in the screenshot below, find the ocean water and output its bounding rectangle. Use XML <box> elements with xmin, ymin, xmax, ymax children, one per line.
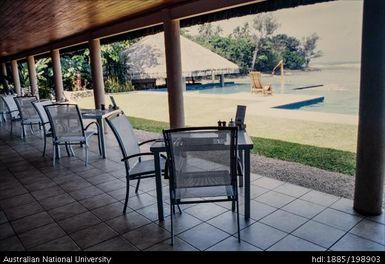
<box><xmin>196</xmin><ymin>63</ymin><xmax>361</xmax><ymax>116</ymax></box>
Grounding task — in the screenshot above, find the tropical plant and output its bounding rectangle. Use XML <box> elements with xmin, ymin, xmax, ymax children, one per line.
<box><xmin>101</xmin><ymin>41</ymin><xmax>132</xmax><ymax>86</ymax></box>
<box><xmin>105</xmin><ymin>76</ymin><xmax>134</xmax><ymax>93</ymax></box>
<box><xmin>301</xmin><ymin>33</ymin><xmax>323</xmax><ymax>67</ymax></box>
<box><xmin>61</xmin><ymin>49</ymin><xmax>91</xmax><ymax>91</ymax></box>
<box><xmin>191</xmin><ymin>15</ymin><xmax>321</xmax><ymax>72</ymax></box>
<box><xmin>17</xmin><ymin>58</ymin><xmax>53</xmax><ymax>98</ymax></box>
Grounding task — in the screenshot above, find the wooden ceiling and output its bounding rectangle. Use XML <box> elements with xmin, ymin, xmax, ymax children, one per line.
<box><xmin>0</xmin><ymin>0</ymin><xmax>189</xmax><ymax>59</ymax></box>
<box><xmin>0</xmin><ymin>0</ymin><xmax>329</xmax><ymax>61</ymax></box>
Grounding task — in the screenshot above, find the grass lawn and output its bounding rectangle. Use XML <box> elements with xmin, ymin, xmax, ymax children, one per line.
<box><xmin>128</xmin><ymin>116</ymin><xmax>356</xmax><ymax>176</ymax></box>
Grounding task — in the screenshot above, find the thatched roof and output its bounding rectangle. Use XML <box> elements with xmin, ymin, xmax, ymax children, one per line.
<box><xmin>124</xmin><ymin>32</ymin><xmax>239</xmax><ymax>80</ymax></box>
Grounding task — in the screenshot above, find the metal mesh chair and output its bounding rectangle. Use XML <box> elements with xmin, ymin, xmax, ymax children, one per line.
<box><xmin>32</xmin><ymin>100</ymin><xmax>53</xmax><ymax>156</ymax></box>
<box><xmin>106</xmin><ymin>111</ymin><xmax>166</xmax><ymax>213</ymax></box>
<box><xmin>0</xmin><ymin>95</ymin><xmax>8</xmax><ymax>124</ymax></box>
<box><xmin>163</xmin><ymin>126</ymin><xmax>240</xmax><ymax>245</ymax></box>
<box><xmin>44</xmin><ymin>103</ymin><xmax>99</xmax><ymax>166</ymax></box>
<box><xmin>14</xmin><ymin>96</ymin><xmax>41</xmax><ymax>139</ymax></box>
<box><xmin>0</xmin><ymin>94</ymin><xmax>20</xmax><ymax>136</ymax></box>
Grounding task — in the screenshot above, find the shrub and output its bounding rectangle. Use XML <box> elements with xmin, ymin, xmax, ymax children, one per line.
<box><xmin>105</xmin><ymin>77</ymin><xmax>134</xmax><ymax>93</ymax></box>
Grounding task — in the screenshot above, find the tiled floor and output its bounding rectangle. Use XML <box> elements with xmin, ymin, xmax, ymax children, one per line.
<box><xmin>0</xmin><ymin>124</ymin><xmax>384</xmax><ymax>251</ymax></box>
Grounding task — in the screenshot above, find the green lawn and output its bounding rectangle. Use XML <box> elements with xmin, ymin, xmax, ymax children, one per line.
<box><xmin>251</xmin><ymin>137</ymin><xmax>356</xmax><ymax>175</ymax></box>
<box><xmin>128</xmin><ymin>116</ymin><xmax>169</xmax><ymax>133</ymax></box>
<box><xmin>128</xmin><ymin>116</ymin><xmax>356</xmax><ymax>176</ymax></box>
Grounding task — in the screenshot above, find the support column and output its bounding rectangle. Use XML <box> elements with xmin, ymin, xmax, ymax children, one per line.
<box><xmin>11</xmin><ymin>60</ymin><xmax>21</xmax><ymax>96</ymax></box>
<box><xmin>27</xmin><ymin>56</ymin><xmax>38</xmax><ymax>98</ymax></box>
<box><xmin>219</xmin><ymin>74</ymin><xmax>225</xmax><ymax>87</ymax></box>
<box><xmin>51</xmin><ymin>49</ymin><xmax>64</xmax><ymax>102</ymax></box>
<box><xmin>89</xmin><ymin>39</ymin><xmax>105</xmax><ymax>109</ymax></box>
<box><xmin>163</xmin><ymin>10</ymin><xmax>185</xmax><ymax>128</ymax></box>
<box><xmin>0</xmin><ymin>63</ymin><xmax>7</xmax><ymax>76</ymax></box>
<box><xmin>354</xmin><ymin>0</ymin><xmax>385</xmax><ymax>215</ymax></box>
<box><xmin>0</xmin><ymin>62</ymin><xmax>10</xmax><ymax>93</ymax></box>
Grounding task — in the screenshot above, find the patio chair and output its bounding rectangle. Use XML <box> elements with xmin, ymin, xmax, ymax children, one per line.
<box><xmin>14</xmin><ymin>96</ymin><xmax>41</xmax><ymax>140</ymax></box>
<box><xmin>109</xmin><ymin>95</ymin><xmax>119</xmax><ymax>110</ymax></box>
<box><xmin>163</xmin><ymin>126</ymin><xmax>240</xmax><ymax>245</ymax></box>
<box><xmin>32</xmin><ymin>100</ymin><xmax>54</xmax><ymax>156</ymax></box>
<box><xmin>44</xmin><ymin>103</ymin><xmax>99</xmax><ymax>166</ymax></box>
<box><xmin>249</xmin><ymin>71</ymin><xmax>272</xmax><ymax>95</ymax></box>
<box><xmin>0</xmin><ymin>94</ymin><xmax>20</xmax><ymax>136</ymax></box>
<box><xmin>0</xmin><ymin>95</ymin><xmax>8</xmax><ymax>125</ymax></box>
<box><xmin>105</xmin><ymin>111</ymin><xmax>166</xmax><ymax>214</ymax></box>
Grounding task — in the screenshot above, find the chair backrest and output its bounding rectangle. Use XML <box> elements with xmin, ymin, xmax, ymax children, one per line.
<box><xmin>110</xmin><ymin>95</ymin><xmax>119</xmax><ymax>109</ymax></box>
<box><xmin>235</xmin><ymin>105</ymin><xmax>246</xmax><ymax>127</ymax></box>
<box><xmin>249</xmin><ymin>71</ymin><xmax>263</xmax><ymax>89</ymax></box>
<box><xmin>106</xmin><ymin>111</ymin><xmax>141</xmax><ymax>168</ymax></box>
<box><xmin>44</xmin><ymin>104</ymin><xmax>85</xmax><ymax>139</ymax></box>
<box><xmin>32</xmin><ymin>100</ymin><xmax>52</xmax><ymax>125</ymax></box>
<box><xmin>1</xmin><ymin>95</ymin><xmax>19</xmax><ymax>118</ymax></box>
<box><xmin>0</xmin><ymin>95</ymin><xmax>7</xmax><ymax>114</ymax></box>
<box><xmin>14</xmin><ymin>96</ymin><xmax>39</xmax><ymax>121</ymax></box>
<box><xmin>163</xmin><ymin>127</ymin><xmax>238</xmax><ymax>197</ymax></box>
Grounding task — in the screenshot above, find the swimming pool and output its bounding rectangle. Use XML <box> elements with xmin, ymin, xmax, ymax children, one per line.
<box><xmin>147</xmin><ymin>65</ymin><xmax>360</xmax><ymax>115</ymax></box>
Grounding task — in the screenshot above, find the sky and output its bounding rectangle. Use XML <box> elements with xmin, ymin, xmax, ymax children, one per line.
<box><xmin>185</xmin><ymin>0</ymin><xmax>363</xmax><ymax>65</ymax></box>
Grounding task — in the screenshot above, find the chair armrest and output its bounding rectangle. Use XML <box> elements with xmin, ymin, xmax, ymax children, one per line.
<box><xmin>84</xmin><ymin>121</ymin><xmax>99</xmax><ymax>132</ymax></box>
<box><xmin>138</xmin><ymin>139</ymin><xmax>157</xmax><ymax>146</ymax></box>
<box><xmin>121</xmin><ymin>152</ymin><xmax>154</xmax><ymax>162</ymax></box>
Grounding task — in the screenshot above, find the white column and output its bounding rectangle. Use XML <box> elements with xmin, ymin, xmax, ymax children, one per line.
<box><xmin>354</xmin><ymin>0</ymin><xmax>385</xmax><ymax>215</ymax></box>
<box><xmin>163</xmin><ymin>10</ymin><xmax>185</xmax><ymax>128</ymax></box>
<box><xmin>51</xmin><ymin>49</ymin><xmax>64</xmax><ymax>102</ymax></box>
<box><xmin>89</xmin><ymin>39</ymin><xmax>105</xmax><ymax>109</ymax></box>
<box><xmin>27</xmin><ymin>55</ymin><xmax>39</xmax><ymax>98</ymax></box>
<box><xmin>11</xmin><ymin>60</ymin><xmax>21</xmax><ymax>96</ymax></box>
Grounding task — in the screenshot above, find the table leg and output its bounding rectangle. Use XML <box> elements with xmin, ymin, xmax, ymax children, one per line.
<box><xmin>98</xmin><ymin>118</ymin><xmax>106</xmax><ymax>159</ymax></box>
<box><xmin>154</xmin><ymin>152</ymin><xmax>164</xmax><ymax>221</ymax></box>
<box><xmin>244</xmin><ymin>149</ymin><xmax>250</xmax><ymax>219</ymax></box>
<box><xmin>238</xmin><ymin>149</ymin><xmax>244</xmax><ymax>187</ymax></box>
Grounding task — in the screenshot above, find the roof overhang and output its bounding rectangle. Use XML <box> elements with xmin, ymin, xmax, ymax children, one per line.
<box><xmin>0</xmin><ymin>0</ymin><xmax>333</xmax><ymax>62</ymax></box>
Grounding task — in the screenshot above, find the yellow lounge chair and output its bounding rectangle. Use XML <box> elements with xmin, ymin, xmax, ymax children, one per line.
<box><xmin>249</xmin><ymin>71</ymin><xmax>273</xmax><ymax>95</ymax></box>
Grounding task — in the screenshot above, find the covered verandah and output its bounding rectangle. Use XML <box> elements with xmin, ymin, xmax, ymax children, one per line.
<box><xmin>0</xmin><ymin>0</ymin><xmax>384</xmax><ymax>252</ymax></box>
<box><xmin>0</xmin><ymin>126</ymin><xmax>383</xmax><ymax>251</ymax></box>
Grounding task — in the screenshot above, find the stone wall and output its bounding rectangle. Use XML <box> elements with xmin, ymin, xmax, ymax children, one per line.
<box><xmin>63</xmin><ymin>90</ymin><xmax>94</xmax><ymax>102</ymax></box>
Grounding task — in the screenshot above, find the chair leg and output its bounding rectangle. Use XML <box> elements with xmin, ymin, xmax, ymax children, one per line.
<box><xmin>236</xmin><ymin>197</ymin><xmax>240</xmax><ymax>243</ymax></box>
<box><xmin>30</xmin><ymin>123</ymin><xmax>34</xmax><ymax>135</ymax></box>
<box><xmin>69</xmin><ymin>145</ymin><xmax>75</xmax><ymax>156</ymax></box>
<box><xmin>97</xmin><ymin>133</ymin><xmax>102</xmax><ymax>156</ymax></box>
<box><xmin>170</xmin><ymin>201</ymin><xmax>174</xmax><ymax>246</ymax></box>
<box><xmin>53</xmin><ymin>143</ymin><xmax>57</xmax><ymax>167</ymax></box>
<box><xmin>10</xmin><ymin>119</ymin><xmax>13</xmax><ymax>136</ymax></box>
<box><xmin>123</xmin><ymin>179</ymin><xmax>130</xmax><ymax>214</ymax></box>
<box><xmin>65</xmin><ymin>143</ymin><xmax>71</xmax><ymax>156</ymax></box>
<box><xmin>84</xmin><ymin>141</ymin><xmax>88</xmax><ymax>166</ymax></box>
<box><xmin>57</xmin><ymin>144</ymin><xmax>61</xmax><ymax>159</ymax></box>
<box><xmin>42</xmin><ymin>128</ymin><xmax>47</xmax><ymax>157</ymax></box>
<box><xmin>21</xmin><ymin>124</ymin><xmax>26</xmax><ymax>140</ymax></box>
<box><xmin>135</xmin><ymin>178</ymin><xmax>141</xmax><ymax>193</ymax></box>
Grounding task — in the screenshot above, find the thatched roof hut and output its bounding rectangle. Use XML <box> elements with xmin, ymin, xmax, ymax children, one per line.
<box><xmin>124</xmin><ymin>32</ymin><xmax>239</xmax><ymax>80</ymax></box>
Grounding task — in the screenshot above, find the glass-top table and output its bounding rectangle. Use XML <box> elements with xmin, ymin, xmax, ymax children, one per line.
<box><xmin>150</xmin><ymin>129</ymin><xmax>254</xmax><ymax>221</ymax></box>
<box><xmin>81</xmin><ymin>108</ymin><xmax>120</xmax><ymax>158</ymax></box>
